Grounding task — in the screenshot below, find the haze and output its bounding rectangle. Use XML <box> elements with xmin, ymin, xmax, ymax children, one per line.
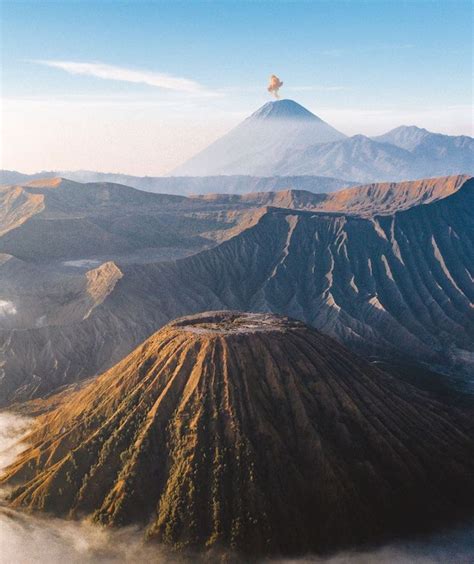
<box><xmin>1</xmin><ymin>1</ymin><xmax>474</xmax><ymax>562</ymax></box>
<box><xmin>1</xmin><ymin>0</ymin><xmax>472</xmax><ymax>175</ymax></box>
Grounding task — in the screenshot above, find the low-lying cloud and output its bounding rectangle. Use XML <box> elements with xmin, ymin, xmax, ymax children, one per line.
<box><xmin>1</xmin><ymin>412</ymin><xmax>474</xmax><ymax>563</ymax></box>
<box><xmin>0</xmin><ymin>413</ymin><xmax>30</xmax><ymax>471</ymax></box>
<box><xmin>0</xmin><ymin>300</ymin><xmax>17</xmax><ymax>317</ymax></box>
<box><xmin>33</xmin><ymin>60</ymin><xmax>218</xmax><ymax>97</ymax></box>
<box><xmin>0</xmin><ymin>510</ymin><xmax>173</xmax><ymax>564</ymax></box>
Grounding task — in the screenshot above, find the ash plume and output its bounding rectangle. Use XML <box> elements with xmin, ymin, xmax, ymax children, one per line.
<box><xmin>267</xmin><ymin>74</ymin><xmax>283</xmax><ymax>98</ymax></box>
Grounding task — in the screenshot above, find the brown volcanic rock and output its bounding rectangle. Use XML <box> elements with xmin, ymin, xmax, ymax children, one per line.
<box><xmin>0</xmin><ymin>178</ymin><xmax>273</xmax><ymax>262</ymax></box>
<box><xmin>3</xmin><ymin>311</ymin><xmax>474</xmax><ymax>556</ymax></box>
<box><xmin>314</xmin><ymin>174</ymin><xmax>470</xmax><ymax>216</ymax></box>
<box><xmin>0</xmin><ymin>175</ymin><xmax>472</xmax><ymax>407</ymax></box>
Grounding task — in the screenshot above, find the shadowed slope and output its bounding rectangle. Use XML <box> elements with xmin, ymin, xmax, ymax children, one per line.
<box><xmin>3</xmin><ymin>312</ymin><xmax>474</xmax><ymax>557</ymax></box>
<box><xmin>0</xmin><ymin>178</ymin><xmax>277</xmax><ymax>262</ymax></box>
<box><xmin>109</xmin><ymin>175</ymin><xmax>474</xmax><ymax>372</ymax></box>
<box><xmin>0</xmin><ymin>176</ymin><xmax>472</xmax><ymax>406</ymax></box>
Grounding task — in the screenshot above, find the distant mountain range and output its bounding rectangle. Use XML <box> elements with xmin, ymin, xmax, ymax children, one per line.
<box><xmin>173</xmin><ymin>100</ymin><xmax>473</xmax><ymax>182</ymax></box>
<box><xmin>0</xmin><ymin>170</ymin><xmax>354</xmax><ymax>196</ymax></box>
<box><xmin>2</xmin><ymin>101</ymin><xmax>471</xmax><ymax>190</ymax></box>
<box><xmin>3</xmin><ymin>100</ymin><xmax>471</xmax><ymax>188</ymax></box>
<box><xmin>1</xmin><ymin>174</ymin><xmax>472</xmax><ymax>406</ymax></box>
<box><xmin>4</xmin><ymin>311</ymin><xmax>474</xmax><ymax>556</ymax></box>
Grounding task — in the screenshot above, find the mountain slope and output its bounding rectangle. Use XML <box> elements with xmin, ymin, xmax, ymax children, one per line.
<box><xmin>173</xmin><ymin>101</ymin><xmax>473</xmax><ymax>181</ymax></box>
<box><xmin>0</xmin><ymin>175</ymin><xmax>471</xmax><ymax>407</ymax></box>
<box><xmin>172</xmin><ymin>100</ymin><xmax>347</xmax><ymax>176</ymax></box>
<box><xmin>4</xmin><ymin>312</ymin><xmax>474</xmax><ymax>557</ymax></box>
<box><xmin>274</xmin><ymin>134</ymin><xmax>418</xmax><ymax>182</ymax></box>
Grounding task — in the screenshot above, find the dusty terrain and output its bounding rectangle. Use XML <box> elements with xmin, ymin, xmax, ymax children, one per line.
<box><xmin>3</xmin><ymin>312</ymin><xmax>474</xmax><ymax>557</ymax></box>
<box><xmin>0</xmin><ymin>175</ymin><xmax>472</xmax><ymax>406</ymax></box>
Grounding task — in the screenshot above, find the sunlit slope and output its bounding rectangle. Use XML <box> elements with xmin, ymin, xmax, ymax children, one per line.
<box><xmin>4</xmin><ymin>312</ymin><xmax>474</xmax><ymax>556</ymax></box>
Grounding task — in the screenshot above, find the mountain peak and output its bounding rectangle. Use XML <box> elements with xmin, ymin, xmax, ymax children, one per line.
<box><xmin>248</xmin><ymin>99</ymin><xmax>322</xmax><ymax>122</ymax></box>
<box><xmin>393</xmin><ymin>124</ymin><xmax>429</xmax><ymax>133</ymax></box>
<box><xmin>172</xmin><ymin>100</ymin><xmax>346</xmax><ymax>176</ymax></box>
<box><xmin>26</xmin><ymin>177</ymin><xmax>66</xmax><ymax>189</ymax></box>
<box><xmin>373</xmin><ymin>125</ymin><xmax>433</xmax><ymax>151</ymax></box>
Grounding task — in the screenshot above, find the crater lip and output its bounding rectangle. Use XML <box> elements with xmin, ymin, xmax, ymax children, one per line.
<box><xmin>169</xmin><ymin>310</ymin><xmax>305</xmax><ymax>335</ymax></box>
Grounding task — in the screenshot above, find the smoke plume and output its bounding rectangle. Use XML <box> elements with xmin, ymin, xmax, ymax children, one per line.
<box><xmin>267</xmin><ymin>74</ymin><xmax>283</xmax><ymax>98</ymax></box>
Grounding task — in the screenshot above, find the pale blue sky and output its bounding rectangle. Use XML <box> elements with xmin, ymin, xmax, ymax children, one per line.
<box><xmin>1</xmin><ymin>0</ymin><xmax>472</xmax><ymax>174</ymax></box>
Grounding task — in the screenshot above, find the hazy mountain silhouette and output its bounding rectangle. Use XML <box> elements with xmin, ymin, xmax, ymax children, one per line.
<box><xmin>172</xmin><ymin>100</ymin><xmax>347</xmax><ymax>176</ymax></box>
<box><xmin>173</xmin><ymin>100</ymin><xmax>474</xmax><ymax>181</ymax></box>
<box><xmin>0</xmin><ymin>169</ymin><xmax>354</xmax><ymax>196</ymax></box>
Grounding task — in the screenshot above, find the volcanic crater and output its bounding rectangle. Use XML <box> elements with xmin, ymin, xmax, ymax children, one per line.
<box><xmin>3</xmin><ymin>311</ymin><xmax>474</xmax><ymax>558</ymax></box>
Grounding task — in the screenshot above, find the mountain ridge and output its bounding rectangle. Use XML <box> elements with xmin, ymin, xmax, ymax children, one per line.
<box><xmin>0</xmin><ymin>175</ymin><xmax>471</xmax><ymax>406</ymax></box>
<box><xmin>0</xmin><ymin>170</ymin><xmax>355</xmax><ymax>196</ymax></box>
<box><xmin>172</xmin><ymin>101</ymin><xmax>473</xmax><ymax>181</ymax></box>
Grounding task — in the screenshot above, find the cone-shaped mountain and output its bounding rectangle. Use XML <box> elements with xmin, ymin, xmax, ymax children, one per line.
<box><xmin>3</xmin><ymin>311</ymin><xmax>474</xmax><ymax>557</ymax></box>
<box><xmin>172</xmin><ymin>100</ymin><xmax>346</xmax><ymax>176</ymax></box>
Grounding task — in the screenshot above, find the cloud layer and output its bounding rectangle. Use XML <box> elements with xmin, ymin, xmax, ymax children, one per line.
<box><xmin>33</xmin><ymin>60</ymin><xmax>217</xmax><ymax>96</ymax></box>
<box><xmin>0</xmin><ymin>300</ymin><xmax>17</xmax><ymax>317</ymax></box>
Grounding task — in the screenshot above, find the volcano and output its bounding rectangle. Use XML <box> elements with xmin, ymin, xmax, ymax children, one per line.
<box><xmin>172</xmin><ymin>100</ymin><xmax>473</xmax><ymax>181</ymax></box>
<box><xmin>172</xmin><ymin>99</ymin><xmax>346</xmax><ymax>176</ymax></box>
<box><xmin>3</xmin><ymin>311</ymin><xmax>474</xmax><ymax>557</ymax></box>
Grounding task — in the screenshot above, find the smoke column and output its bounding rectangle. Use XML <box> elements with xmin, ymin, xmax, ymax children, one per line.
<box><xmin>267</xmin><ymin>74</ymin><xmax>283</xmax><ymax>98</ymax></box>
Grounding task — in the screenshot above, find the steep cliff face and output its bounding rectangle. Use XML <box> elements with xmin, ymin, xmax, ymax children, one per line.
<box><xmin>111</xmin><ymin>175</ymin><xmax>474</xmax><ymax>372</ymax></box>
<box><xmin>4</xmin><ymin>312</ymin><xmax>474</xmax><ymax>557</ymax></box>
<box><xmin>0</xmin><ymin>176</ymin><xmax>472</xmax><ymax>406</ymax></box>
